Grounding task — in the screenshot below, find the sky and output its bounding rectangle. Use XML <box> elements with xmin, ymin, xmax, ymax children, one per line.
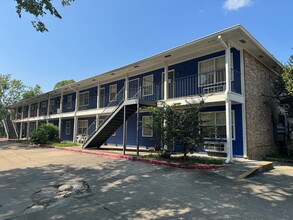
<box><xmin>0</xmin><ymin>0</ymin><xmax>292</xmax><ymax>92</ymax></box>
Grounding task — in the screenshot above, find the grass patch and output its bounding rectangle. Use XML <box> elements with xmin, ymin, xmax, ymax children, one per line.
<box><xmin>52</xmin><ymin>142</ymin><xmax>79</xmax><ymax>147</ymax></box>
<box><xmin>140</xmin><ymin>152</ymin><xmax>224</xmax><ymax>165</ymax></box>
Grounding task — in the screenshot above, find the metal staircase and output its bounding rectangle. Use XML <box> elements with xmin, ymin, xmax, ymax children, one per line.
<box><xmin>82</xmin><ymin>79</ymin><xmax>156</xmax><ymax>149</ymax></box>
<box><xmin>2</xmin><ymin>118</ymin><xmax>18</xmax><ymax>139</ymax></box>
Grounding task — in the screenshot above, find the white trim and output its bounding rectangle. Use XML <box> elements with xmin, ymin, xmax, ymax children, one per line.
<box><xmin>162</xmin><ymin>69</ymin><xmax>175</xmax><ymax>99</ymax></box>
<box><xmin>201</xmin><ymin>110</ymin><xmax>236</xmax><ymax>140</ymax></box>
<box><xmin>78</xmin><ymin>119</ymin><xmax>88</xmax><ymax>135</ymax></box>
<box><xmin>198</xmin><ymin>54</ymin><xmax>234</xmax><ymax>87</ymax></box>
<box><xmin>67</xmin><ymin>95</ymin><xmax>73</xmax><ymax>109</ymax></box>
<box><xmin>142</xmin><ymin>115</ymin><xmax>153</xmax><ymax>137</ymax></box>
<box><xmin>79</xmin><ymin>91</ymin><xmax>90</xmax><ymax>107</ymax></box>
<box><xmin>65</xmin><ymin>121</ymin><xmax>71</xmax><ymax>135</ymax></box>
<box><xmin>142</xmin><ymin>74</ymin><xmax>154</xmax><ymax>97</ymax></box>
<box><xmin>109</xmin><ymin>84</ymin><xmax>117</xmax><ymax>102</ymax></box>
<box><xmin>99</xmin><ymin>87</ymin><xmax>105</xmax><ymax>108</ymax></box>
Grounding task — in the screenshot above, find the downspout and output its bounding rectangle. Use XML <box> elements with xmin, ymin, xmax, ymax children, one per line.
<box><xmin>218</xmin><ymin>35</ymin><xmax>233</xmax><ymax>163</ymax></box>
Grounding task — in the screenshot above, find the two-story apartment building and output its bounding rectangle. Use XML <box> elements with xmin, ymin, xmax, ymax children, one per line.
<box><xmin>7</xmin><ymin>25</ymin><xmax>283</xmax><ymax>160</ymax></box>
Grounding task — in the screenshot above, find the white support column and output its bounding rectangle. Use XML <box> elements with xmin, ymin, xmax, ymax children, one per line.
<box><xmin>58</xmin><ymin>91</ymin><xmax>63</xmax><ymax>139</ymax></box>
<box><xmin>96</xmin><ymin>82</ymin><xmax>100</xmax><ymax>110</ymax></box>
<box><xmin>20</xmin><ymin>122</ymin><xmax>23</xmax><ymax>139</ymax></box>
<box><xmin>46</xmin><ymin>95</ymin><xmax>51</xmax><ymax>123</ymax></box>
<box><xmin>218</xmin><ymin>35</ymin><xmax>233</xmax><ymax>163</ymax></box>
<box><xmin>73</xmin><ymin>89</ymin><xmax>79</xmax><ymax>143</ymax></box>
<box><xmin>96</xmin><ymin>114</ymin><xmax>99</xmax><ymax>130</ymax></box>
<box><xmin>27</xmin><ymin>103</ymin><xmax>31</xmax><ymax>138</ymax></box>
<box><xmin>21</xmin><ymin>106</ymin><xmax>24</xmax><ymax>120</ymax></box>
<box><xmin>164</xmin><ymin>62</ymin><xmax>168</xmax><ymax>100</ymax></box>
<box><xmin>125</xmin><ymin>75</ymin><xmax>129</xmax><ymax>101</ymax></box>
<box><xmin>36</xmin><ymin>99</ymin><xmax>40</xmax><ymax>128</ymax></box>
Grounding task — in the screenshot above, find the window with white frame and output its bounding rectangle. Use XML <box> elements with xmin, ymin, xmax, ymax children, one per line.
<box><xmin>142</xmin><ymin>115</ymin><xmax>153</xmax><ymax>137</ymax></box>
<box><xmin>198</xmin><ymin>55</ymin><xmax>233</xmax><ymax>86</ymax></box>
<box><xmin>109</xmin><ymin>84</ymin><xmax>117</xmax><ymax>102</ymax></box>
<box><xmin>201</xmin><ymin>111</ymin><xmax>235</xmax><ymax>139</ymax></box>
<box><xmin>65</xmin><ymin>121</ymin><xmax>71</xmax><ymax>135</ymax></box>
<box><xmin>79</xmin><ymin>91</ymin><xmax>89</xmax><ymax>107</ymax></box>
<box><xmin>49</xmin><ymin>99</ymin><xmax>55</xmax><ymax>112</ymax></box>
<box><xmin>78</xmin><ymin>120</ymin><xmax>88</xmax><ymax>135</ymax></box>
<box><xmin>143</xmin><ymin>75</ymin><xmax>153</xmax><ymax>96</ymax></box>
<box><xmin>67</xmin><ymin>95</ymin><xmax>72</xmax><ymax>109</ymax></box>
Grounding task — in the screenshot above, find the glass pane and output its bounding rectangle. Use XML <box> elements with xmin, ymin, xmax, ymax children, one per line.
<box><xmin>216</xmin><ymin>112</ymin><xmax>226</xmax><ymax>125</ymax></box>
<box><xmin>200</xmin><ymin>60</ymin><xmax>214</xmax><ymax>74</ymax></box>
<box><xmin>216</xmin><ymin>126</ymin><xmax>226</xmax><ymax>138</ymax></box>
<box><xmin>201</xmin><ymin>126</ymin><xmax>215</xmax><ymax>138</ymax></box>
<box><xmin>201</xmin><ymin>113</ymin><xmax>214</xmax><ymax>125</ymax></box>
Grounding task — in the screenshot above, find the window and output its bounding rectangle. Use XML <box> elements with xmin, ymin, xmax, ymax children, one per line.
<box><xmin>198</xmin><ymin>55</ymin><xmax>233</xmax><ymax>86</ymax></box>
<box><xmin>142</xmin><ymin>116</ymin><xmax>153</xmax><ymax>137</ymax></box>
<box><xmin>49</xmin><ymin>99</ymin><xmax>55</xmax><ymax>112</ymax></box>
<box><xmin>201</xmin><ymin>111</ymin><xmax>235</xmax><ymax>139</ymax></box>
<box><xmin>143</xmin><ymin>75</ymin><xmax>153</xmax><ymax>96</ymax></box>
<box><xmin>67</xmin><ymin>95</ymin><xmax>72</xmax><ymax>109</ymax></box>
<box><xmin>79</xmin><ymin>91</ymin><xmax>89</xmax><ymax>107</ymax></box>
<box><xmin>109</xmin><ymin>84</ymin><xmax>117</xmax><ymax>102</ymax></box>
<box><xmin>41</xmin><ymin>102</ymin><xmax>47</xmax><ymax>109</ymax></box>
<box><xmin>65</xmin><ymin>121</ymin><xmax>71</xmax><ymax>135</ymax></box>
<box><xmin>78</xmin><ymin>120</ymin><xmax>88</xmax><ymax>135</ymax></box>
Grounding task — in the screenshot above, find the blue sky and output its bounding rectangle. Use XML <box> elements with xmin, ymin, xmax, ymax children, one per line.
<box><xmin>0</xmin><ymin>0</ymin><xmax>292</xmax><ymax>92</ymax></box>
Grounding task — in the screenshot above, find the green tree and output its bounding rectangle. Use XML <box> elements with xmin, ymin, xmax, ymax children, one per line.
<box><xmin>0</xmin><ymin>73</ymin><xmax>25</xmax><ymax>119</ymax></box>
<box><xmin>15</xmin><ymin>0</ymin><xmax>74</xmax><ymax>32</ymax></box>
<box><xmin>30</xmin><ymin>123</ymin><xmax>60</xmax><ymax>144</ymax></box>
<box><xmin>274</xmin><ymin>54</ymin><xmax>293</xmax><ymax>118</ymax></box>
<box><xmin>22</xmin><ymin>84</ymin><xmax>43</xmax><ymax>100</ymax></box>
<box><xmin>147</xmin><ymin>101</ymin><xmax>204</xmax><ymax>159</ymax></box>
<box><xmin>53</xmin><ymin>79</ymin><xmax>75</xmax><ymax>89</ymax></box>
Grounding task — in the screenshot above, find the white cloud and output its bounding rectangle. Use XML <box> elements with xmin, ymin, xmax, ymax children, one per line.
<box><xmin>223</xmin><ymin>0</ymin><xmax>252</xmax><ymax>11</ymax></box>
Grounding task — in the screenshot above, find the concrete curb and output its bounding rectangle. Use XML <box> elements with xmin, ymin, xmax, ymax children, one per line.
<box><xmin>265</xmin><ymin>156</ymin><xmax>293</xmax><ymax>164</ymax></box>
<box><xmin>7</xmin><ymin>140</ymin><xmax>226</xmax><ymax>170</ymax></box>
<box><xmin>238</xmin><ymin>162</ymin><xmax>274</xmax><ymax>179</ymax></box>
<box><xmin>49</xmin><ymin>145</ymin><xmax>226</xmax><ymax>170</ymax></box>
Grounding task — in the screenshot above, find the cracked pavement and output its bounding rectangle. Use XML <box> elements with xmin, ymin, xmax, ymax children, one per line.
<box><xmin>1</xmin><ymin>141</ymin><xmax>293</xmax><ymax>220</ymax></box>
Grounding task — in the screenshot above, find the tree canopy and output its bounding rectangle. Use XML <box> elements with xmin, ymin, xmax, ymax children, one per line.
<box><xmin>22</xmin><ymin>84</ymin><xmax>43</xmax><ymax>100</ymax></box>
<box><xmin>53</xmin><ymin>79</ymin><xmax>75</xmax><ymax>89</ymax></box>
<box><xmin>274</xmin><ymin>54</ymin><xmax>293</xmax><ymax>118</ymax></box>
<box><xmin>15</xmin><ymin>0</ymin><xmax>74</xmax><ymax>32</ymax></box>
<box><xmin>0</xmin><ymin>74</ymin><xmax>25</xmax><ymax>119</ymax></box>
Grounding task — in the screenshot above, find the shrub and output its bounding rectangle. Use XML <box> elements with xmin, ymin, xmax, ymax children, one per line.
<box><xmin>30</xmin><ymin>123</ymin><xmax>60</xmax><ymax>144</ymax></box>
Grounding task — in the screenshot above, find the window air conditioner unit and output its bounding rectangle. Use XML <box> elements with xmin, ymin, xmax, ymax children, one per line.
<box><xmin>204</xmin><ymin>142</ymin><xmax>227</xmax><ymax>153</ymax></box>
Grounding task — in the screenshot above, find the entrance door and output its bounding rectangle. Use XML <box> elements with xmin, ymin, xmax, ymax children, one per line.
<box><xmin>99</xmin><ymin>88</ymin><xmax>105</xmax><ymax>108</ymax></box>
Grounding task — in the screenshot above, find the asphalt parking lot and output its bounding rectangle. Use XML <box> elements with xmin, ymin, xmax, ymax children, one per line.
<box><xmin>1</xmin><ymin>141</ymin><xmax>293</xmax><ymax>220</ymax></box>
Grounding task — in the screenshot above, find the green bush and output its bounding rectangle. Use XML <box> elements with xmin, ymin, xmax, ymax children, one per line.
<box><xmin>30</xmin><ymin>123</ymin><xmax>60</xmax><ymax>144</ymax></box>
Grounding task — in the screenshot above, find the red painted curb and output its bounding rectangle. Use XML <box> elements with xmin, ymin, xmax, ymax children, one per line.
<box><xmin>8</xmin><ymin>140</ymin><xmax>226</xmax><ymax>170</ymax></box>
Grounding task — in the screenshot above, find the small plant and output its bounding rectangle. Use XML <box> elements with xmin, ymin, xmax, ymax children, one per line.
<box><xmin>30</xmin><ymin>123</ymin><xmax>60</xmax><ymax>144</ymax></box>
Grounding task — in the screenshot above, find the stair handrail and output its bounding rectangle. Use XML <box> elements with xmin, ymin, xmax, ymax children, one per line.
<box><xmin>81</xmin><ymin>85</ymin><xmax>126</xmax><ymax>140</ymax></box>
<box><xmin>1</xmin><ymin>119</ymin><xmax>9</xmax><ymax>139</ymax></box>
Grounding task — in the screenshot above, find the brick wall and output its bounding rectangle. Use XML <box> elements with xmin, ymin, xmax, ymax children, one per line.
<box><xmin>244</xmin><ymin>51</ymin><xmax>278</xmax><ymax>159</ymax></box>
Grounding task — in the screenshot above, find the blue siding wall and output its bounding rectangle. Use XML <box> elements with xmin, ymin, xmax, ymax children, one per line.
<box><xmin>63</xmin><ymin>92</ymin><xmax>76</xmax><ymax>113</ymax></box>
<box><xmin>106</xmin><ymin>112</ymin><xmax>157</xmax><ymax>148</ymax></box>
<box><xmin>129</xmin><ymin>68</ymin><xmax>164</xmax><ymax>100</ymax></box>
<box><xmin>61</xmin><ymin>118</ymin><xmax>74</xmax><ymax>141</ymax></box>
<box><xmin>78</xmin><ymin>117</ymin><xmax>96</xmax><ymax>135</ymax></box>
<box><xmin>79</xmin><ymin>86</ymin><xmax>98</xmax><ymax>110</ymax></box>
<box><xmin>100</xmin><ymin>79</ymin><xmax>125</xmax><ymax>107</ymax></box>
